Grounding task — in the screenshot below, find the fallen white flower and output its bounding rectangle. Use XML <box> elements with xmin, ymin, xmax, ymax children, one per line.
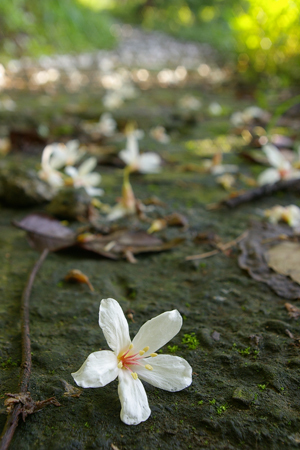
<box><xmin>258</xmin><ymin>144</ymin><xmax>300</xmax><ymax>186</ymax></box>
<box><xmin>72</xmin><ymin>298</ymin><xmax>192</xmax><ymax>425</ymax></box>
<box><xmin>38</xmin><ymin>143</ymin><xmax>65</xmax><ymax>188</ymax></box>
<box><xmin>48</xmin><ymin>140</ymin><xmax>85</xmax><ymax>169</ymax></box>
<box><xmin>106</xmin><ymin>178</ymin><xmax>137</xmax><ymax>221</ymax></box>
<box><xmin>119</xmin><ymin>132</ymin><xmax>161</xmax><ymax>174</ymax></box>
<box><xmin>178</xmin><ymin>95</ymin><xmax>202</xmax><ymax>111</ymax></box>
<box><xmin>264</xmin><ymin>204</ymin><xmax>300</xmax><ymax>228</ymax></box>
<box><xmin>97</xmin><ymin>113</ymin><xmax>117</xmax><ymax>137</ymax></box>
<box><xmin>65</xmin><ymin>157</ymin><xmax>103</xmax><ymax>197</ymax></box>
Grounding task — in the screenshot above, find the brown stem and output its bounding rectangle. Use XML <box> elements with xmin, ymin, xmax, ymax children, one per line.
<box><xmin>185</xmin><ymin>231</ymin><xmax>248</xmax><ymax>261</ymax></box>
<box><xmin>223</xmin><ymin>178</ymin><xmax>300</xmax><ymax>208</ymax></box>
<box><xmin>0</xmin><ymin>249</ymin><xmax>49</xmax><ymax>450</ymax></box>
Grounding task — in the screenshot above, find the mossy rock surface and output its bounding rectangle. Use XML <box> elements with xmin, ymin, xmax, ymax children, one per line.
<box><xmin>1</xmin><ymin>60</ymin><xmax>300</xmax><ymax>450</ymax></box>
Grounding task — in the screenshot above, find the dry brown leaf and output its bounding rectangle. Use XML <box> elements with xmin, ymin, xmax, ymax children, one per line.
<box><xmin>13</xmin><ymin>213</ymin><xmax>76</xmax><ymax>252</ymax></box>
<box><xmin>238</xmin><ymin>221</ymin><xmax>300</xmax><ymax>299</ymax></box>
<box><xmin>266</xmin><ymin>241</ymin><xmax>300</xmax><ymax>284</ymax></box>
<box><xmin>61</xmin><ymin>380</ymin><xmax>82</xmax><ymax>397</ymax></box>
<box><xmin>78</xmin><ymin>230</ymin><xmax>184</xmax><ymax>261</ymax></box>
<box><xmin>285</xmin><ymin>302</ymin><xmax>300</xmax><ymax>319</ymax></box>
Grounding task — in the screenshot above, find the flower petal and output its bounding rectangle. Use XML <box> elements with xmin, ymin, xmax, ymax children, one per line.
<box><xmin>65</xmin><ymin>165</ymin><xmax>78</xmax><ymax>178</ymax></box>
<box><xmin>85</xmin><ymin>187</ymin><xmax>104</xmax><ymax>197</ymax></box>
<box><xmin>139</xmin><ymin>153</ymin><xmax>161</xmax><ymax>173</ymax></box>
<box><xmin>99</xmin><ymin>298</ymin><xmax>131</xmax><ymax>355</ymax></box>
<box><xmin>83</xmin><ymin>172</ymin><xmax>102</xmax><ymax>186</ymax></box>
<box><xmin>132</xmin><ymin>310</ymin><xmax>182</xmax><ymax>355</ymax></box>
<box><xmin>263</xmin><ymin>144</ymin><xmax>288</xmax><ymax>169</ymax></box>
<box><xmin>118</xmin><ymin>369</ymin><xmax>151</xmax><ymax>425</ymax></box>
<box><xmin>72</xmin><ymin>350</ymin><xmax>118</xmax><ymax>388</ymax></box>
<box><xmin>78</xmin><ymin>157</ymin><xmax>97</xmax><ymax>176</ymax></box>
<box><xmin>136</xmin><ymin>355</ymin><xmax>192</xmax><ymax>392</ymax></box>
<box><xmin>257</xmin><ymin>168</ymin><xmax>281</xmax><ymax>186</ymax></box>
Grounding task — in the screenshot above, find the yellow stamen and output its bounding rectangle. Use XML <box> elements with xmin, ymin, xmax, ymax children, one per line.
<box><xmin>139</xmin><ymin>350</ymin><xmax>145</xmax><ymax>356</ymax></box>
<box><xmin>143</xmin><ymin>346</ymin><xmax>150</xmax><ymax>352</ymax></box>
<box><xmin>145</xmin><ymin>364</ymin><xmax>153</xmax><ymax>371</ymax></box>
<box><xmin>131</xmin><ymin>372</ymin><xmax>138</xmax><ymax>380</ymax></box>
<box><xmin>117</xmin><ymin>361</ymin><xmax>123</xmax><ymax>369</ymax></box>
<box><xmin>150</xmin><ymin>353</ymin><xmax>158</xmax><ymax>357</ymax></box>
<box><xmin>129</xmin><ymin>344</ymin><xmax>133</xmax><ymax>349</ymax></box>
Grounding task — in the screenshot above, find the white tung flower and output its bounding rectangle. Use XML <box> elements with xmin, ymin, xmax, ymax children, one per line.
<box><xmin>38</xmin><ymin>143</ymin><xmax>65</xmax><ymax>188</ymax></box>
<box><xmin>49</xmin><ymin>140</ymin><xmax>85</xmax><ymax>169</ymax></box>
<box><xmin>65</xmin><ymin>157</ymin><xmax>104</xmax><ymax>197</ymax></box>
<box><xmin>119</xmin><ymin>133</ymin><xmax>161</xmax><ymax>174</ymax></box>
<box><xmin>264</xmin><ymin>204</ymin><xmax>300</xmax><ymax>228</ymax></box>
<box><xmin>258</xmin><ymin>144</ymin><xmax>300</xmax><ymax>186</ymax></box>
<box><xmin>72</xmin><ymin>298</ymin><xmax>192</xmax><ymax>425</ymax></box>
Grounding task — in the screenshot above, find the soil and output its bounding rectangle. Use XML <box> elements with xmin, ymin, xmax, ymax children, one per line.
<box><xmin>1</xmin><ymin>29</ymin><xmax>300</xmax><ymax>450</ymax></box>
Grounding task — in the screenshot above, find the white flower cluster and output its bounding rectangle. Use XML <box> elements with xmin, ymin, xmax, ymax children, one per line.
<box><xmin>38</xmin><ymin>140</ymin><xmax>103</xmax><ymax>197</ymax></box>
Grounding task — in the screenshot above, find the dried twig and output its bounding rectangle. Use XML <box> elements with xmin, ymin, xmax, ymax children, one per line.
<box><xmin>185</xmin><ymin>230</ymin><xmax>248</xmax><ymax>261</ymax></box>
<box><xmin>222</xmin><ymin>178</ymin><xmax>300</xmax><ymax>208</ymax></box>
<box><xmin>0</xmin><ymin>249</ymin><xmax>52</xmax><ymax>450</ymax></box>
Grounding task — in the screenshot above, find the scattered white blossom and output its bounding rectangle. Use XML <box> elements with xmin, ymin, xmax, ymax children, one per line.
<box><xmin>216</xmin><ymin>173</ymin><xmax>236</xmax><ymax>190</ymax></box>
<box><xmin>208</xmin><ymin>102</ymin><xmax>222</xmax><ymax>116</ymax></box>
<box><xmin>65</xmin><ymin>157</ymin><xmax>103</xmax><ymax>197</ymax></box>
<box><xmin>38</xmin><ymin>143</ymin><xmax>65</xmax><ymax>188</ymax></box>
<box><xmin>258</xmin><ymin>144</ymin><xmax>300</xmax><ymax>186</ymax></box>
<box><xmin>231</xmin><ymin>106</ymin><xmax>270</xmax><ymax>127</ymax></box>
<box><xmin>97</xmin><ymin>113</ymin><xmax>117</xmax><ymax>137</ymax></box>
<box><xmin>107</xmin><ymin>178</ymin><xmax>136</xmax><ymax>221</ymax></box>
<box><xmin>72</xmin><ymin>298</ymin><xmax>192</xmax><ymax>425</ymax></box>
<box><xmin>119</xmin><ymin>132</ymin><xmax>161</xmax><ymax>174</ymax></box>
<box><xmin>178</xmin><ymin>95</ymin><xmax>202</xmax><ymax>111</ymax></box>
<box><xmin>48</xmin><ymin>140</ymin><xmax>85</xmax><ymax>169</ymax></box>
<box><xmin>264</xmin><ymin>205</ymin><xmax>300</xmax><ymax>228</ymax></box>
<box><xmin>203</xmin><ymin>153</ymin><xmax>238</xmax><ymax>175</ymax></box>
<box><xmin>150</xmin><ymin>126</ymin><xmax>170</xmax><ymax>144</ymax></box>
<box><xmin>82</xmin><ymin>113</ymin><xmax>117</xmax><ymax>137</ymax></box>
<box><xmin>103</xmin><ymin>91</ymin><xmax>124</xmax><ymax>110</ymax></box>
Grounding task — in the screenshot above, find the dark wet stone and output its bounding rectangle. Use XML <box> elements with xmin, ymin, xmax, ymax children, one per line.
<box><xmin>232</xmin><ymin>386</ymin><xmax>255</xmax><ymax>405</ymax></box>
<box><xmin>0</xmin><ymin>166</ymin><xmax>55</xmax><ymax>206</ymax></box>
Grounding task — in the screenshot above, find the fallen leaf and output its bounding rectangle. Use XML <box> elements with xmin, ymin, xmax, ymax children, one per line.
<box><xmin>5</xmin><ymin>392</ymin><xmax>60</xmax><ymax>420</ymax></box>
<box><xmin>61</xmin><ymin>380</ymin><xmax>82</xmax><ymax>397</ymax></box>
<box><xmin>238</xmin><ymin>221</ymin><xmax>300</xmax><ymax>299</ymax></box>
<box><xmin>266</xmin><ymin>241</ymin><xmax>300</xmax><ymax>284</ymax></box>
<box><xmin>13</xmin><ymin>213</ymin><xmax>77</xmax><ymax>252</ymax></box>
<box><xmin>285</xmin><ymin>302</ymin><xmax>300</xmax><ymax>319</ymax></box>
<box><xmin>78</xmin><ymin>230</ymin><xmax>184</xmax><ymax>261</ymax></box>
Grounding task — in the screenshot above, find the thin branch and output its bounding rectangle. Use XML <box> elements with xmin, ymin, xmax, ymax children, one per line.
<box><xmin>185</xmin><ymin>231</ymin><xmax>248</xmax><ymax>261</ymax></box>
<box><xmin>222</xmin><ymin>178</ymin><xmax>300</xmax><ymax>208</ymax></box>
<box><xmin>0</xmin><ymin>249</ymin><xmax>49</xmax><ymax>450</ymax></box>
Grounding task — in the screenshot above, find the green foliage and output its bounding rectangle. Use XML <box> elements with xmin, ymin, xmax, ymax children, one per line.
<box><xmin>231</xmin><ymin>0</ymin><xmax>300</xmax><ymax>80</ymax></box>
<box><xmin>168</xmin><ymin>345</ymin><xmax>179</xmax><ymax>353</ymax></box>
<box><xmin>0</xmin><ymin>0</ymin><xmax>115</xmax><ymax>60</ymax></box>
<box><xmin>111</xmin><ymin>0</ymin><xmax>300</xmax><ymax>82</ymax></box>
<box><xmin>182</xmin><ymin>332</ymin><xmax>199</xmax><ymax>349</ymax></box>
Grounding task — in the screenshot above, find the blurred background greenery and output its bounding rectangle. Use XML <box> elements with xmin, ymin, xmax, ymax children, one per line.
<box><xmin>1</xmin><ymin>0</ymin><xmax>299</xmax><ymax>84</ymax></box>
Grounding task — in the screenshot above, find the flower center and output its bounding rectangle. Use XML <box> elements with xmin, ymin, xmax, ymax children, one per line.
<box><xmin>117</xmin><ymin>344</ymin><xmax>157</xmax><ymax>380</ymax></box>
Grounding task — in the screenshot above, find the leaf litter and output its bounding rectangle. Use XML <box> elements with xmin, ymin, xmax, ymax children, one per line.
<box><xmin>14</xmin><ymin>213</ymin><xmax>184</xmax><ymax>263</ymax></box>
<box><xmin>238</xmin><ymin>221</ymin><xmax>300</xmax><ymax>299</ymax></box>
